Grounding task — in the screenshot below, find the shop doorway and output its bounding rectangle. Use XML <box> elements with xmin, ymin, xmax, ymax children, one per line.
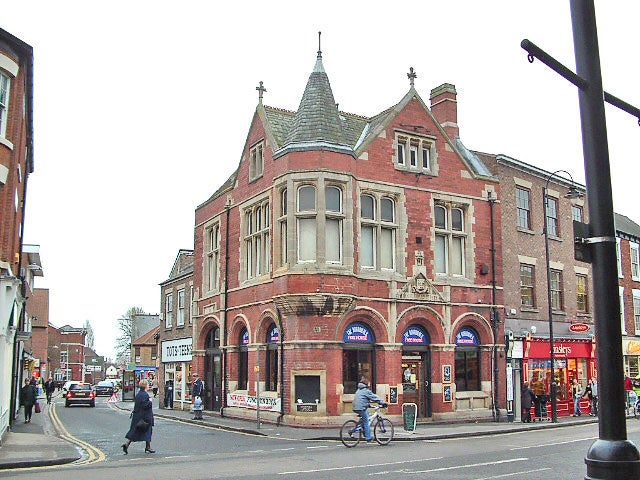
<box><xmin>401</xmin><ymin>352</ymin><xmax>431</xmax><ymax>418</ymax></box>
<box><xmin>204</xmin><ymin>326</ymin><xmax>222</xmax><ymax>411</ymax></box>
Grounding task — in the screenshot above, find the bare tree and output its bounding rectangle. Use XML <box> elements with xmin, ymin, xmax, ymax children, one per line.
<box><xmin>115</xmin><ymin>306</ymin><xmax>145</xmax><ymax>366</ymax></box>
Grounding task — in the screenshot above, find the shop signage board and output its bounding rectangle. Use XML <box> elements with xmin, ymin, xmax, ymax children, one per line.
<box><xmin>227</xmin><ymin>392</ymin><xmax>281</xmax><ymax>411</ymax></box>
<box><xmin>402</xmin><ymin>402</ymin><xmax>417</xmax><ymax>432</ymax></box>
<box><xmin>569</xmin><ymin>323</ymin><xmax>590</xmax><ymax>333</ymax></box>
<box><xmin>161</xmin><ymin>337</ymin><xmax>193</xmax><ymax>363</ymax></box>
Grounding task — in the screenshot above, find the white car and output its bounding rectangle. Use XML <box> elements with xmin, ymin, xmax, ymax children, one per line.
<box><xmin>62</xmin><ymin>380</ymin><xmax>81</xmax><ymax>392</ymax></box>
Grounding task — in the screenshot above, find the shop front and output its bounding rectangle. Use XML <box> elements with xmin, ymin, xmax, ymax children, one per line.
<box><xmin>523</xmin><ymin>337</ymin><xmax>595</xmax><ymax>417</ymax></box>
<box><xmin>161</xmin><ymin>337</ymin><xmax>193</xmax><ymax>410</ymax></box>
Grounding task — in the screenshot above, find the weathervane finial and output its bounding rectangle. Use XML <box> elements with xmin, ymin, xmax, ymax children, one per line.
<box><xmin>317</xmin><ymin>31</ymin><xmax>322</xmax><ymax>59</ymax></box>
<box><xmin>256</xmin><ymin>81</ymin><xmax>267</xmax><ymax>104</ymax></box>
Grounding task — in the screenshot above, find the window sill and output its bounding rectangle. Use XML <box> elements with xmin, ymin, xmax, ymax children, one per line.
<box><xmin>520</xmin><ymin>307</ymin><xmax>539</xmax><ymax>313</ymax></box>
<box><xmin>517</xmin><ymin>227</ymin><xmax>535</xmax><ymax>235</ymax></box>
<box><xmin>576</xmin><ymin>313</ymin><xmax>592</xmax><ymax>318</ymax></box>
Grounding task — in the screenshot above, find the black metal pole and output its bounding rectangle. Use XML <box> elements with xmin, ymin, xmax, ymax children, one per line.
<box><xmin>543</xmin><ymin>185</ymin><xmax>558</xmax><ymax>423</ymax></box>
<box><xmin>489</xmin><ymin>193</ymin><xmax>500</xmax><ymax>422</ymax></box>
<box><xmin>570</xmin><ymin>2</ymin><xmax>640</xmax><ymax>478</ymax></box>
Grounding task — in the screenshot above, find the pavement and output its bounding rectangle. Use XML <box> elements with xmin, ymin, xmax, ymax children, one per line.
<box><xmin>0</xmin><ymin>391</ymin><xmax>602</xmax><ymax>470</ymax></box>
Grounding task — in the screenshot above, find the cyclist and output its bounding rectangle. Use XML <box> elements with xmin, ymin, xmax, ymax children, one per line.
<box><xmin>352</xmin><ymin>377</ymin><xmax>387</xmax><ymax>442</ymax></box>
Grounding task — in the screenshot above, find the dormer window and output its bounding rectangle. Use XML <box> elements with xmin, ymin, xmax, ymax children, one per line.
<box><xmin>394</xmin><ymin>133</ymin><xmax>434</xmax><ymax>174</ymax></box>
<box><xmin>249</xmin><ymin>142</ymin><xmax>264</xmax><ymax>181</ymax></box>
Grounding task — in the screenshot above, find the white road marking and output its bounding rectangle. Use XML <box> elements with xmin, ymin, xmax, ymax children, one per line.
<box><xmin>278</xmin><ymin>456</ymin><xmax>444</xmax><ymax>475</ymax></box>
<box><xmin>509</xmin><ymin>437</ymin><xmax>596</xmax><ymax>450</ymax></box>
<box><xmin>472</xmin><ymin>468</ymin><xmax>552</xmax><ymax>479</ymax></box>
<box><xmin>403</xmin><ymin>458</ymin><xmax>529</xmax><ymax>474</ymax></box>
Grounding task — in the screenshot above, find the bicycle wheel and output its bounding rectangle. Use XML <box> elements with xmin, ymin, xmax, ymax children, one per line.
<box><xmin>340</xmin><ymin>420</ymin><xmax>361</xmax><ymax>447</ymax></box>
<box><xmin>374</xmin><ymin>417</ymin><xmax>394</xmax><ymax>445</ymax></box>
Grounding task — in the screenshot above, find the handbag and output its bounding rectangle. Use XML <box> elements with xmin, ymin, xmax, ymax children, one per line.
<box><xmin>34</xmin><ymin>401</ymin><xmax>41</xmax><ymax>414</ymax></box>
<box><xmin>135</xmin><ymin>418</ymin><xmax>150</xmax><ymax>432</ymax></box>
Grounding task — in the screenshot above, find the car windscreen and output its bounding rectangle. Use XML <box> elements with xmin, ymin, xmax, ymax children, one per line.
<box><xmin>70</xmin><ymin>384</ymin><xmax>92</xmax><ymax>391</ymax></box>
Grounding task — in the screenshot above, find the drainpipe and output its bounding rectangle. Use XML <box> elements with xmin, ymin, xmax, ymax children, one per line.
<box><xmin>221</xmin><ymin>199</ymin><xmax>231</xmax><ymax>417</ymax></box>
<box><xmin>488</xmin><ymin>191</ymin><xmax>500</xmax><ymax>422</ymax></box>
<box><xmin>9</xmin><ymin>158</ymin><xmax>31</xmax><ymax>427</ymax></box>
<box><xmin>276</xmin><ymin>307</ymin><xmax>285</xmax><ymax>425</ymax></box>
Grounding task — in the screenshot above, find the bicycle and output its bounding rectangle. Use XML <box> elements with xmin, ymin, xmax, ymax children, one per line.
<box><xmin>340</xmin><ymin>405</ymin><xmax>394</xmax><ymax>447</ymax></box>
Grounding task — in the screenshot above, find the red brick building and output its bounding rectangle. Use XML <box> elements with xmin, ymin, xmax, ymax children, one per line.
<box><xmin>615</xmin><ymin>214</ymin><xmax>640</xmax><ymax>377</ymax></box>
<box><xmin>479</xmin><ymin>154</ymin><xmax>593</xmax><ymax>418</ymax></box>
<box><xmin>27</xmin><ymin>287</ymin><xmax>49</xmax><ymax>379</ymax></box>
<box><xmin>0</xmin><ymin>27</ymin><xmax>34</xmax><ymax>435</ymax></box>
<box><xmin>48</xmin><ymin>324</ymin><xmax>87</xmax><ymax>382</ymax></box>
<box><xmin>192</xmin><ymin>50</ymin><xmax>504</xmax><ymax>425</ymax></box>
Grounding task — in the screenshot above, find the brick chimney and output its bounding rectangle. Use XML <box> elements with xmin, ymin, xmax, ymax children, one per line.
<box><xmin>429</xmin><ymin>83</ymin><xmax>458</xmax><ymax>138</ymax></box>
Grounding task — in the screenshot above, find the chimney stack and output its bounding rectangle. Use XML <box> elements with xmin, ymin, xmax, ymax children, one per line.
<box><xmin>430</xmin><ymin>83</ymin><xmax>458</xmax><ymax>138</ymax></box>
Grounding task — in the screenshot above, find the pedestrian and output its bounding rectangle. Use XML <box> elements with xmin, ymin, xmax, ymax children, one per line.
<box><xmin>164</xmin><ymin>380</ymin><xmax>173</xmax><ymax>409</ymax></box>
<box><xmin>121</xmin><ymin>379</ymin><xmax>155</xmax><ymax>454</ymax></box>
<box><xmin>521</xmin><ymin>381</ymin><xmax>536</xmax><ymax>423</ymax></box>
<box><xmin>590</xmin><ymin>377</ymin><xmax>598</xmax><ymax>416</ymax></box>
<box><xmin>352</xmin><ymin>376</ymin><xmax>387</xmax><ymax>442</ymax></box>
<box><xmin>19</xmin><ymin>378</ymin><xmax>38</xmax><ymax>423</ymax></box>
<box><xmin>191</xmin><ymin>373</ymin><xmax>204</xmax><ymax>420</ymax></box>
<box><xmin>151</xmin><ymin>377</ymin><xmax>159</xmax><ymax>398</ymax></box>
<box><xmin>583</xmin><ymin>377</ymin><xmax>598</xmax><ymax>416</ymax></box>
<box><xmin>44</xmin><ymin>376</ymin><xmax>55</xmax><ymax>404</ymax></box>
<box><xmin>572</xmin><ymin>378</ymin><xmax>583</xmax><ymax>416</ymax></box>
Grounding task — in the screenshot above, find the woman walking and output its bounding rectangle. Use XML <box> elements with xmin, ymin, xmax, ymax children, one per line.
<box><xmin>122</xmin><ymin>380</ymin><xmax>155</xmax><ymax>454</ymax></box>
<box><xmin>19</xmin><ymin>378</ymin><xmax>38</xmax><ymax>423</ymax></box>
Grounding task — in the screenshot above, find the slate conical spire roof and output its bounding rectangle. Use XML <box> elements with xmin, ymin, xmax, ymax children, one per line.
<box><xmin>273</xmin><ymin>41</ymin><xmax>354</xmax><ymax>159</ymax></box>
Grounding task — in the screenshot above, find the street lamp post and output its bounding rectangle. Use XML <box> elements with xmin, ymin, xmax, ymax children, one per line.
<box><xmin>543</xmin><ymin>170</ymin><xmax>582</xmax><ymax>424</ymax></box>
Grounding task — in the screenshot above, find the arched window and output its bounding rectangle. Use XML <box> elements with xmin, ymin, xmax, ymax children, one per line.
<box><xmin>205</xmin><ymin>327</ymin><xmax>220</xmax><ymax>349</ymax></box>
<box><xmin>454</xmin><ymin>327</ymin><xmax>481</xmax><ymax>391</ymax></box>
<box><xmin>342</xmin><ymin>322</ymin><xmax>375</xmax><ymax>394</ymax></box>
<box><xmin>265</xmin><ymin>324</ymin><xmax>279</xmax><ymax>392</ymax></box>
<box><xmin>238</xmin><ymin>328</ymin><xmax>249</xmax><ymax>390</ymax></box>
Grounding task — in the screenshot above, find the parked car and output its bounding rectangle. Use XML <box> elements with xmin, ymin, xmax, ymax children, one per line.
<box><xmin>62</xmin><ymin>380</ymin><xmax>81</xmax><ymax>392</ymax></box>
<box><xmin>65</xmin><ymin>383</ymin><xmax>95</xmax><ymax>407</ymax></box>
<box><xmin>94</xmin><ymin>380</ymin><xmax>115</xmax><ymax>396</ymax></box>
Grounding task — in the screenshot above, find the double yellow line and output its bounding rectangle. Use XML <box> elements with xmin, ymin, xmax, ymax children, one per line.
<box><xmin>49</xmin><ymin>402</ymin><xmax>106</xmax><ymax>465</ymax></box>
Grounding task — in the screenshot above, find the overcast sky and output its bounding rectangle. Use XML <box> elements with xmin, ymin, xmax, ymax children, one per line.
<box><xmin>3</xmin><ymin>1</ymin><xmax>638</xmax><ymax>361</ymax></box>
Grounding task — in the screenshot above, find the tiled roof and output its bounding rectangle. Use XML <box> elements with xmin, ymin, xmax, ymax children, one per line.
<box><xmin>133</xmin><ymin>325</ymin><xmax>160</xmax><ymax>346</ymax></box>
<box><xmin>274</xmin><ymin>53</ymin><xmax>354</xmax><ymax>158</ymax></box>
<box><xmin>615</xmin><ymin>213</ymin><xmax>640</xmax><ymax>240</ymax></box>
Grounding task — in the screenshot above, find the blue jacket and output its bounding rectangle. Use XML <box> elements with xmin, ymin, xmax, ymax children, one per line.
<box><xmin>352</xmin><ymin>382</ymin><xmax>383</xmax><ymax>411</ymax></box>
<box><xmin>125</xmin><ymin>388</ymin><xmax>154</xmax><ymax>442</ymax></box>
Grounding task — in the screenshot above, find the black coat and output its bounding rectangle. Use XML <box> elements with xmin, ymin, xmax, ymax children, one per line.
<box><xmin>125</xmin><ymin>388</ymin><xmax>154</xmax><ymax>442</ymax></box>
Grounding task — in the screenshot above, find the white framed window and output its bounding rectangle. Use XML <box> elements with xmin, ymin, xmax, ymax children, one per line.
<box><xmin>633</xmin><ymin>290</ymin><xmax>640</xmax><ymax>334</ymax></box>
<box><xmin>177</xmin><ymin>289</ymin><xmax>185</xmax><ymax>326</ymax></box>
<box><xmin>189</xmin><ymin>286</ymin><xmax>194</xmax><ymax>324</ymax></box>
<box><xmin>630</xmin><ymin>242</ymin><xmax>640</xmax><ymax>281</ymax></box>
<box><xmin>360</xmin><ymin>193</ymin><xmax>397</xmax><ymax>271</ymax></box>
<box><xmin>297</xmin><ymin>185</ymin><xmax>317</xmax><ymax>263</ymax></box>
<box><xmin>576</xmin><ymin>274</ymin><xmax>589</xmax><ymax>313</ymax></box>
<box><xmin>207</xmin><ymin>224</ymin><xmax>220</xmax><ymax>291</ymax></box>
<box><xmin>545</xmin><ymin>195</ymin><xmax>560</xmax><ymax>237</ymax></box>
<box><xmin>278</xmin><ymin>188</ymin><xmax>288</xmax><ymax>266</ymax></box>
<box><xmin>249</xmin><ymin>142</ymin><xmax>264</xmax><ymax>181</ymax></box>
<box><xmin>620</xmin><ymin>287</ymin><xmax>626</xmax><ymax>335</ymax></box>
<box><xmin>435</xmin><ymin>203</ymin><xmax>467</xmax><ymax>277</ymax></box>
<box><xmin>165</xmin><ymin>293</ymin><xmax>173</xmax><ymax>328</ymax></box>
<box><xmin>0</xmin><ymin>72</ymin><xmax>10</xmax><ymax>137</ymax></box>
<box><xmin>244</xmin><ymin>199</ymin><xmax>271</xmax><ymax>279</ymax></box>
<box><xmin>325</xmin><ymin>185</ymin><xmax>344</xmax><ymax>264</ymax></box>
<box><xmin>516</xmin><ymin>187</ymin><xmax>531</xmax><ymax>230</ymax></box>
<box><xmin>617</xmin><ymin>238</ymin><xmax>623</xmax><ymax>278</ymax></box>
<box><xmin>394</xmin><ymin>133</ymin><xmax>434</xmax><ymax>174</ymax></box>
<box><xmin>572</xmin><ymin>205</ymin><xmax>584</xmax><ymax>223</ymax></box>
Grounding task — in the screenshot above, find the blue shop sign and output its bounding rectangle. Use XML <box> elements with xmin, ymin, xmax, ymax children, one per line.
<box><xmin>402</xmin><ymin>325</ymin><xmax>429</xmax><ymax>345</ymax></box>
<box><xmin>268</xmin><ymin>326</ymin><xmax>279</xmax><ymax>343</ymax></box>
<box><xmin>455</xmin><ymin>327</ymin><xmax>479</xmax><ymax>346</ymax></box>
<box><xmin>343</xmin><ymin>322</ymin><xmax>373</xmax><ymax>343</ymax></box>
<box><xmin>241</xmin><ymin>330</ymin><xmax>250</xmax><ymax>345</ymax></box>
